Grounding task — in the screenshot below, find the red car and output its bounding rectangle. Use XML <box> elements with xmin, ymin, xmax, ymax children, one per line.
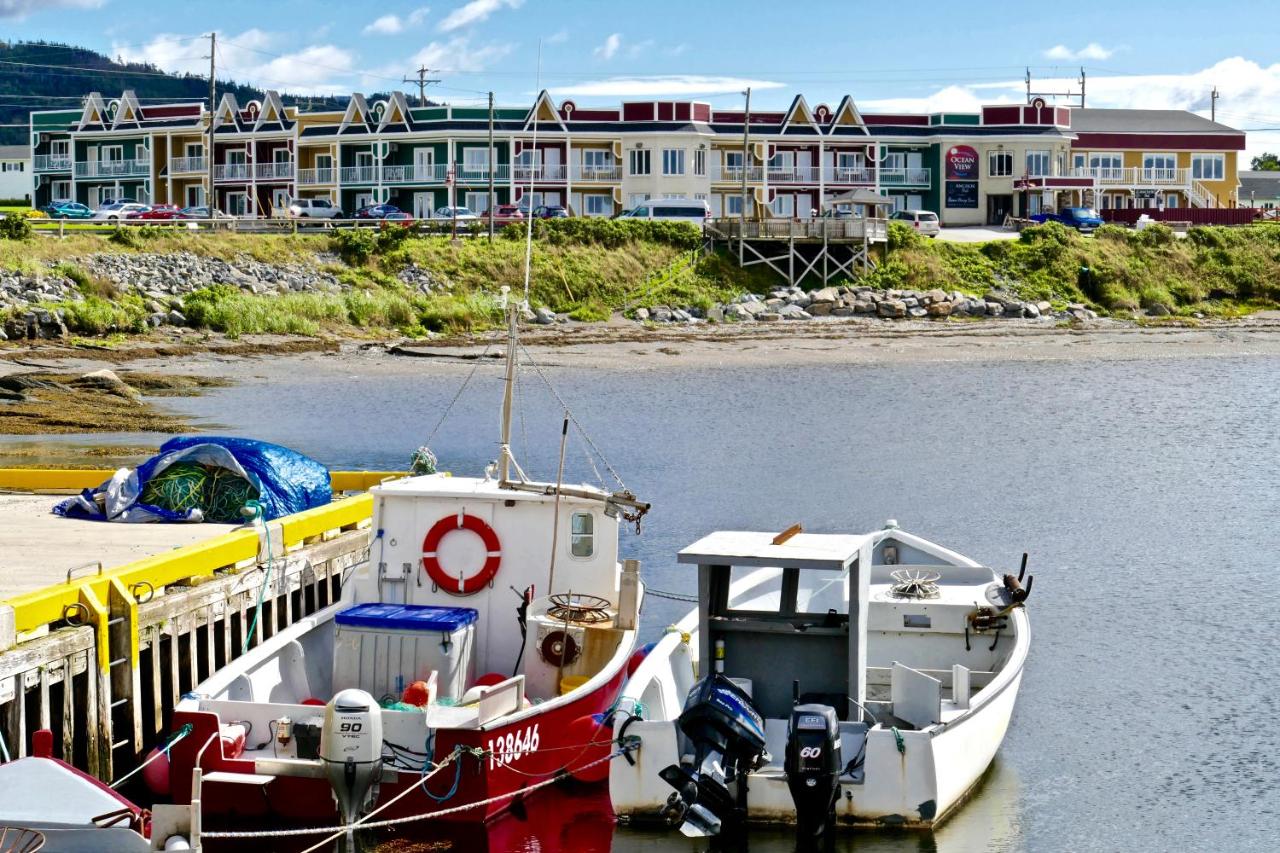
<box><xmin>487</xmin><ymin>204</ymin><xmax>524</xmax><ymax>225</ymax></box>
<box><xmin>130</xmin><ymin>204</ymin><xmax>184</xmax><ymax>221</ymax></box>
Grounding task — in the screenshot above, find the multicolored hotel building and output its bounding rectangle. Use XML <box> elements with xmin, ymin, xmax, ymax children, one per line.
<box><xmin>28</xmin><ymin>89</ymin><xmax>1245</xmax><ymax>225</ymax></box>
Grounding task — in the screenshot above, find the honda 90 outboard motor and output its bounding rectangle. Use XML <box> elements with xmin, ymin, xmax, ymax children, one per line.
<box><xmin>321</xmin><ymin>689</ymin><xmax>384</xmax><ymax>829</ymax></box>
<box><xmin>658</xmin><ymin>673</ymin><xmax>768</xmax><ymax>838</ymax></box>
<box><xmin>784</xmin><ymin>703</ymin><xmax>842</xmax><ymax>842</ymax></box>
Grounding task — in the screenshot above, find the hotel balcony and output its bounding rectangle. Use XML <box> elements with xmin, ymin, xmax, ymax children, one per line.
<box><xmin>512</xmin><ymin>164</ymin><xmax>566</xmax><ymax>182</ymax></box>
<box><xmin>168</xmin><ymin>156</ymin><xmax>206</xmax><ymax>174</ymax></box>
<box><xmin>33</xmin><ymin>154</ymin><xmax>72</xmax><ymax>172</ymax></box>
<box><xmin>213</xmin><ymin>163</ymin><xmax>249</xmax><ymax>181</ymax></box>
<box><xmin>569</xmin><ymin>164</ymin><xmax>622</xmax><ymax>182</ymax></box>
<box><xmin>1067</xmin><ymin>166</ymin><xmax>1191</xmax><ymax>187</ymax></box>
<box><xmin>74</xmin><ymin>159</ymin><xmax>149</xmax><ymax>178</ymax></box>
<box><xmin>255</xmin><ymin>161</ymin><xmax>295</xmax><ymax>181</ymax></box>
<box><xmin>297</xmin><ymin>168</ymin><xmax>336</xmax><ymax>186</ymax></box>
<box><xmin>708</xmin><ymin>165</ymin><xmax>928</xmax><ymax>187</ymax></box>
<box><xmin>878</xmin><ymin>168</ymin><xmax>931</xmax><ymax>187</ymax></box>
<box><xmin>453</xmin><ymin>165</ymin><xmax>512</xmax><ymax>183</ymax></box>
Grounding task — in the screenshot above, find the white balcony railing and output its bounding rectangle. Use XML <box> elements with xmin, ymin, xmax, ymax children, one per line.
<box><xmin>168</xmin><ymin>156</ymin><xmax>206</xmax><ymax>174</ymax></box>
<box><xmin>879</xmin><ymin>168</ymin><xmax>931</xmax><ymax>186</ymax></box>
<box><xmin>454</xmin><ymin>165</ymin><xmax>512</xmax><ymax>183</ymax></box>
<box><xmin>255</xmin><ymin>161</ymin><xmax>295</xmax><ymax>180</ymax></box>
<box><xmin>33</xmin><ymin>154</ymin><xmax>72</xmax><ymax>171</ymax></box>
<box><xmin>340</xmin><ymin>166</ymin><xmax>377</xmax><ymax>184</ymax></box>
<box><xmin>297</xmin><ymin>168</ymin><xmax>336</xmax><ymax>185</ymax></box>
<box><xmin>1066</xmin><ymin>166</ymin><xmax>1190</xmax><ymax>186</ymax></box>
<box><xmin>826</xmin><ymin>167</ymin><xmax>873</xmax><ymax>184</ymax></box>
<box><xmin>570</xmin><ymin>164</ymin><xmax>622</xmax><ymax>181</ymax></box>
<box><xmin>512</xmin><ymin>164</ymin><xmax>566</xmax><ymax>181</ymax></box>
<box><xmin>710</xmin><ymin>166</ymin><xmax>764</xmax><ymax>182</ymax></box>
<box><xmin>214</xmin><ymin>163</ymin><xmax>249</xmax><ymax>181</ymax></box>
<box><xmin>74</xmin><ymin>159</ymin><xmax>149</xmax><ymax>178</ymax></box>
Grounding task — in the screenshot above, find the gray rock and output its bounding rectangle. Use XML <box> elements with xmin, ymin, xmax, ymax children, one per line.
<box><xmin>166</xmin><ymin>310</ymin><xmax>187</xmax><ymax>327</ymax></box>
<box><xmin>853</xmin><ymin>300</ymin><xmax>875</xmax><ymax>314</ymax></box>
<box><xmin>806</xmin><ymin>301</ymin><xmax>833</xmax><ymax>317</ymax></box>
<box><xmin>877</xmin><ymin>300</ymin><xmax>907</xmax><ymax>319</ymax></box>
<box><xmin>985</xmin><ymin>302</ymin><xmax>1004</xmax><ymax>316</ymax></box>
<box><xmin>1148</xmin><ymin>303</ymin><xmax>1172</xmax><ymax>316</ymax></box>
<box><xmin>534</xmin><ymin>306</ymin><xmax>557</xmax><ymax>325</ymax></box>
<box><xmin>757</xmin><ymin>312</ymin><xmax>782</xmax><ymax>322</ymax></box>
<box><xmin>778</xmin><ymin>304</ymin><xmax>811</xmax><ymax>320</ymax></box>
<box><xmin>1022</xmin><ymin>303</ymin><xmax>1041</xmax><ymax>319</ymax></box>
<box><xmin>1036</xmin><ymin>301</ymin><xmax>1052</xmax><ymax>315</ymax></box>
<box><xmin>831</xmin><ymin>307</ymin><xmax>856</xmax><ymax>317</ymax></box>
<box><xmin>651</xmin><ymin>307</ymin><xmax>673</xmax><ymax>323</ymax></box>
<box><xmin>706</xmin><ymin>305</ymin><xmax>724</xmax><ymax>323</ymax></box>
<box><xmin>1003</xmin><ymin>303</ymin><xmax>1024</xmax><ymax>318</ymax></box>
<box><xmin>908</xmin><ymin>306</ymin><xmax>928</xmax><ymax>318</ymax></box>
<box><xmin>809</xmin><ymin>287</ymin><xmax>839</xmax><ymax>304</ymax></box>
<box><xmin>926</xmin><ymin>301</ymin><xmax>953</xmax><ymax>317</ymax></box>
<box><xmin>633</xmin><ymin>307</ymin><xmax>650</xmax><ymax>322</ymax></box>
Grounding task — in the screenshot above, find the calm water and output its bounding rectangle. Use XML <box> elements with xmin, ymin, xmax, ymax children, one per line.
<box><xmin>63</xmin><ymin>354</ymin><xmax>1280</xmax><ymax>850</ymax></box>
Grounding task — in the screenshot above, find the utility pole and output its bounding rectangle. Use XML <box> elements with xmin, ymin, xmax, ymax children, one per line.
<box><xmin>207</xmin><ymin>32</ymin><xmax>216</xmax><ymax>217</ymax></box>
<box><xmin>403</xmin><ymin>66</ymin><xmax>440</xmax><ymax>108</ymax></box>
<box><xmin>1079</xmin><ymin>67</ymin><xmax>1086</xmax><ymax>108</ymax></box>
<box><xmin>488</xmin><ymin>91</ymin><xmax>496</xmax><ymax>240</ymax></box>
<box><xmin>1211</xmin><ymin>86</ymin><xmax>1220</xmax><ymax>122</ymax></box>
<box><xmin>740</xmin><ymin>87</ymin><xmax>751</xmax><ymax>264</ymax></box>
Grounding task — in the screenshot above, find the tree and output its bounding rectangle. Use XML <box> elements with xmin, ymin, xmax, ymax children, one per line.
<box><xmin>1251</xmin><ymin>153</ymin><xmax>1280</xmax><ymax>171</ymax></box>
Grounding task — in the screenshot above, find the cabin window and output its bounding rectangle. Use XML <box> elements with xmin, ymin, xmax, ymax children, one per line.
<box><xmin>795</xmin><ymin>568</ymin><xmax>847</xmax><ymax>614</ymax></box>
<box><xmin>726</xmin><ymin>566</ymin><xmax>784</xmax><ymax>612</ymax></box>
<box><xmin>570</xmin><ymin>512</ymin><xmax>594</xmax><ymax>557</ymax></box>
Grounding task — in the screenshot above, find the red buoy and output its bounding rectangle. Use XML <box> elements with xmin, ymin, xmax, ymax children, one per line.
<box><xmin>473</xmin><ymin>672</ymin><xmax>508</xmax><ymax>689</ymax></box>
<box><xmin>142</xmin><ymin>746</ymin><xmax>170</xmax><ymax>797</ymax></box>
<box><xmin>402</xmin><ymin>681</ymin><xmax>433</xmax><ymax>706</ymax></box>
<box><xmin>564</xmin><ymin>714</ymin><xmax>611</xmax><ymax>784</ymax></box>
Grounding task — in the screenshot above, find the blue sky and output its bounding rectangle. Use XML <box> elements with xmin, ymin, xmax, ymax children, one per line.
<box><xmin>4</xmin><ymin>0</ymin><xmax>1279</xmax><ymax>152</ymax></box>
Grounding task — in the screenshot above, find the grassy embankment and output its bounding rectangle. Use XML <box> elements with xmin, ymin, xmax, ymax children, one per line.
<box><xmin>872</xmin><ymin>221</ymin><xmax>1280</xmax><ymax>319</ymax></box>
<box><xmin>4</xmin><ymin>217</ymin><xmax>1280</xmax><ymax>339</ymax></box>
<box><xmin>1</xmin><ymin>219</ymin><xmax>774</xmax><ymax>338</ymax></box>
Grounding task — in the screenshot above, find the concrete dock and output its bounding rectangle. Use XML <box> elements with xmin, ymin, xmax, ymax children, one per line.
<box><xmin>0</xmin><ymin>493</ymin><xmax>233</xmax><ymax>600</ymax></box>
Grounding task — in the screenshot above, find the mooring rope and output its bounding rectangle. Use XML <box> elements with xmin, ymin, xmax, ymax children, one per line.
<box><xmin>644</xmin><ymin>586</ymin><xmax>699</xmax><ymax>603</ymax></box>
<box><xmin>199</xmin><ymin>747</ymin><xmax>632</xmax><ymax>842</ymax></box>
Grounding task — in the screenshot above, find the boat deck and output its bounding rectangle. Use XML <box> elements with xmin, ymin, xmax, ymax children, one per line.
<box><xmin>0</xmin><ymin>493</ymin><xmax>235</xmax><ymax>599</ymax></box>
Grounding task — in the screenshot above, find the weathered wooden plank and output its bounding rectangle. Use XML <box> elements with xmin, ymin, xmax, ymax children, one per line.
<box><xmin>62</xmin><ymin>655</ymin><xmax>75</xmax><ymax>761</ymax></box>
<box><xmin>149</xmin><ymin>628</ymin><xmax>163</xmax><ymax>736</ymax></box>
<box><xmin>38</xmin><ymin>666</ymin><xmax>51</xmax><ymax>732</ymax></box>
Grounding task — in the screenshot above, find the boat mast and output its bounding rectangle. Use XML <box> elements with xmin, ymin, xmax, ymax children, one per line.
<box><xmin>498</xmin><ymin>294</ymin><xmax>518</xmax><ymax>486</ymax></box>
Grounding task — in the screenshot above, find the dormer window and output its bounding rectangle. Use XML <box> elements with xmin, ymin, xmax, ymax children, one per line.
<box><xmin>571</xmin><ymin>512</ymin><xmax>594</xmax><ymax>557</ymax></box>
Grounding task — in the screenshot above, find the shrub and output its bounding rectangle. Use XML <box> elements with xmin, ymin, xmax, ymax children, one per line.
<box><xmin>0</xmin><ymin>214</ymin><xmax>32</xmax><ymax>241</ymax></box>
<box><xmin>107</xmin><ymin>226</ymin><xmax>138</xmax><ymax>247</ymax></box>
<box><xmin>329</xmin><ymin>229</ymin><xmax>377</xmax><ymax>265</ymax></box>
<box><xmin>501</xmin><ymin>218</ymin><xmax>702</xmax><ymax>250</ymax></box>
<box><xmin>1092</xmin><ymin>224</ymin><xmax>1131</xmax><ymax>243</ymax></box>
<box><xmin>886</xmin><ymin>220</ymin><xmax>922</xmax><ymax>251</ymax></box>
<box><xmin>1133</xmin><ymin>223</ymin><xmax>1174</xmax><ymax>248</ymax></box>
<box><xmin>58</xmin><ymin>295</ymin><xmax>149</xmax><ymax>334</ymax></box>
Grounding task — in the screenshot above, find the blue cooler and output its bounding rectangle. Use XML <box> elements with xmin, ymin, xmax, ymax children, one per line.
<box><xmin>332</xmin><ymin>603</ymin><xmax>478</xmax><ymax>702</ymax></box>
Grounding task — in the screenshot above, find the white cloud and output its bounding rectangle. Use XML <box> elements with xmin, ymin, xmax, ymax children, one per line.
<box><xmin>593</xmin><ymin>33</ymin><xmax>621</xmax><ymax>61</ymax></box>
<box><xmin>437</xmin><ymin>0</ymin><xmax>522</xmax><ymax>32</ymax></box>
<box><xmin>1043</xmin><ymin>42</ymin><xmax>1114</xmax><ymax>61</ymax></box>
<box><xmin>114</xmin><ymin>29</ymin><xmax>358</xmax><ymax>95</ymax></box>
<box><xmin>552</xmin><ymin>75</ymin><xmax>785</xmax><ymax>98</ymax></box>
<box><xmin>862</xmin><ymin>56</ymin><xmax>1280</xmax><ymax>158</ymax></box>
<box><xmin>0</xmin><ymin>0</ymin><xmax>102</xmax><ymax>18</ymax></box>
<box><xmin>627</xmin><ymin>39</ymin><xmax>654</xmax><ymax>59</ymax></box>
<box><xmin>546</xmin><ymin>29</ymin><xmax>569</xmax><ymax>45</ymax></box>
<box><xmin>667</xmin><ymin>43</ymin><xmax>689</xmax><ymax>57</ymax></box>
<box><xmin>362</xmin><ymin>7</ymin><xmax>429</xmax><ymax>35</ymax></box>
<box><xmin>364</xmin><ymin>14</ymin><xmax>404</xmax><ymax>35</ymax></box>
<box><xmin>400</xmin><ymin>36</ymin><xmax>514</xmax><ymax>73</ymax></box>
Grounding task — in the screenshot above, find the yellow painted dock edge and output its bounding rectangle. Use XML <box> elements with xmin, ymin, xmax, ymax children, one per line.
<box><xmin>0</xmin><ymin>469</ymin><xmax>404</xmax><ymax>634</ymax></box>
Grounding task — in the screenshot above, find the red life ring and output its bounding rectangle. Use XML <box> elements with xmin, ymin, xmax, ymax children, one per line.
<box><xmin>422</xmin><ymin>512</ymin><xmax>501</xmax><ymax>595</ymax></box>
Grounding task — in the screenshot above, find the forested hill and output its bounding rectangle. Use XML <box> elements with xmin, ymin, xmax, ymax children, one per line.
<box><xmin>1</xmin><ymin>41</ymin><xmax>381</xmax><ymax>145</ymax></box>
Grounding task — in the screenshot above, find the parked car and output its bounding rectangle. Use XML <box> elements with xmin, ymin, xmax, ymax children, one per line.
<box><xmin>616</xmin><ymin>198</ymin><xmax>710</xmax><ymax>223</ymax></box>
<box><xmin>129</xmin><ymin>204</ymin><xmax>184</xmax><ymax>221</ymax></box>
<box><xmin>179</xmin><ymin>205</ymin><xmax>234</xmax><ymax>220</ymax></box>
<box><xmin>353</xmin><ymin>203</ymin><xmax>406</xmax><ymax>221</ymax></box>
<box><xmin>434</xmin><ymin>206</ymin><xmax>479</xmax><ymax>221</ymax></box>
<box><xmin>379</xmin><ymin>211</ymin><xmax>415</xmax><ymax>227</ymax></box>
<box><xmin>487</xmin><ymin>204</ymin><xmax>524</xmax><ymax>224</ymax></box>
<box><xmin>92</xmin><ymin>202</ymin><xmax>150</xmax><ymax>222</ymax></box>
<box><xmin>100</xmin><ymin>198</ymin><xmax>137</xmax><ymax>207</ymax></box>
<box><xmin>1030</xmin><ymin>206</ymin><xmax>1104</xmax><ymax>233</ymax></box>
<box><xmin>889</xmin><ymin>209</ymin><xmax>941</xmax><ymax>237</ymax></box>
<box><xmin>41</xmin><ymin>200</ymin><xmax>93</xmax><ymax>220</ymax></box>
<box><xmin>288</xmin><ymin>198</ymin><xmax>344</xmax><ymax>220</ymax></box>
<box><xmin>531</xmin><ymin>204</ymin><xmax>569</xmax><ymax>219</ymax></box>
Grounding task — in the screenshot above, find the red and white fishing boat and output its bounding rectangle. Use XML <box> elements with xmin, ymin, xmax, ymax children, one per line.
<box><xmin>163</xmin><ymin>295</ymin><xmax>649</xmax><ymax>835</ymax></box>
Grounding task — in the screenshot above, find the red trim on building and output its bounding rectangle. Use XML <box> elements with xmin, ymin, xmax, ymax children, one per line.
<box><xmin>1073</xmin><ymin>132</ymin><xmax>1246</xmax><ymax>151</ymax></box>
<box><xmin>144</xmin><ymin>105</ymin><xmax>203</xmax><ymax>119</ymax></box>
<box><xmin>622</xmin><ymin>103</ymin><xmax>652</xmax><ymax>121</ymax></box>
<box><xmin>692</xmin><ymin>103</ymin><xmax>711</xmax><ymax>122</ymax></box>
<box><xmin>983</xmin><ymin>106</ymin><xmax>1021</xmax><ymax>125</ymax></box>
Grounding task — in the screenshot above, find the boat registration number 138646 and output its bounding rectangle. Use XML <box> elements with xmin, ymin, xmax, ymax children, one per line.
<box><xmin>487</xmin><ymin>724</ymin><xmax>540</xmax><ymax>770</ymax></box>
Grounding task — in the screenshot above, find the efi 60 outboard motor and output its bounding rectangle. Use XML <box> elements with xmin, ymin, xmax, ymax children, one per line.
<box><xmin>658</xmin><ymin>673</ymin><xmax>768</xmax><ymax>838</ymax></box>
<box><xmin>785</xmin><ymin>703</ymin><xmax>842</xmax><ymax>841</ymax></box>
<box><xmin>321</xmin><ymin>689</ymin><xmax>384</xmax><ymax>828</ymax></box>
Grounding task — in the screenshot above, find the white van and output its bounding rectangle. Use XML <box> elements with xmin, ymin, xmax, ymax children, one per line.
<box><xmin>618</xmin><ymin>198</ymin><xmax>709</xmax><ymax>223</ymax></box>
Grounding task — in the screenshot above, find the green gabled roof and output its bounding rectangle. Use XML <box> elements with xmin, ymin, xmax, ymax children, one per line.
<box><xmin>929</xmin><ymin>113</ymin><xmax>981</xmax><ymax>126</ymax></box>
<box><xmin>410</xmin><ymin>107</ymin><xmax>449</xmax><ymax>122</ymax></box>
<box><xmin>451</xmin><ymin>107</ymin><xmax>489</xmax><ymax>120</ymax></box>
<box><xmin>32</xmin><ymin>111</ymin><xmax>79</xmax><ymax>128</ymax></box>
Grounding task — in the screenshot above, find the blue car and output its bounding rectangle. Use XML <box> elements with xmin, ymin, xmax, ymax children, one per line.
<box><xmin>42</xmin><ymin>200</ymin><xmax>93</xmax><ymax>220</ymax></box>
<box><xmin>1031</xmin><ymin>206</ymin><xmax>1105</xmax><ymax>233</ymax></box>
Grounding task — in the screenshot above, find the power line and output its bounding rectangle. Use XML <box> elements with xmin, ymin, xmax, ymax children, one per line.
<box><xmin>403</xmin><ymin>65</ymin><xmax>441</xmax><ymax>107</ymax></box>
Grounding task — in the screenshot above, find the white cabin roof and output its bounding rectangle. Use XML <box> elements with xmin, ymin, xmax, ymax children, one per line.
<box><xmin>678</xmin><ymin>530</ymin><xmax>869</xmax><ymax>571</ymax></box>
<box><xmin>372</xmin><ymin>473</ymin><xmax>609</xmax><ymax>505</ymax></box>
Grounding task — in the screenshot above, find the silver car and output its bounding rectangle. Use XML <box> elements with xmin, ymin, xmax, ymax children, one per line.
<box><xmin>288</xmin><ymin>198</ymin><xmax>343</xmax><ymax>219</ymax></box>
<box><xmin>890</xmin><ymin>209</ymin><xmax>941</xmax><ymax>237</ymax></box>
<box><xmin>92</xmin><ymin>202</ymin><xmax>150</xmax><ymax>222</ymax></box>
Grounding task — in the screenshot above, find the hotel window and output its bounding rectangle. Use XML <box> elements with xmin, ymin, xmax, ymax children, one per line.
<box><xmin>462</xmin><ymin>147</ymin><xmax>490</xmax><ymax>173</ymax></box>
<box><xmin>694</xmin><ymin>149</ymin><xmax>707</xmax><ymax>176</ymax></box>
<box><xmin>627</xmin><ymin>192</ymin><xmax>649</xmax><ymax>208</ymax></box>
<box><xmin>771</xmin><ymin>194</ymin><xmax>795</xmax><ymax>218</ymax></box>
<box><xmin>1025</xmin><ymin>150</ymin><xmax>1050</xmax><ymax>177</ymax></box>
<box><xmin>570</xmin><ymin>512</ymin><xmax>594</xmax><ymax>558</ymax></box>
<box><xmin>464</xmin><ymin>192</ymin><xmax>490</xmax><ymax>213</ymax></box>
<box><xmin>1143</xmin><ymin>154</ymin><xmax>1177</xmax><ymax>181</ymax></box>
<box><xmin>726</xmin><ymin>194</ymin><xmax>745</xmax><ymax>215</ymax></box>
<box><xmin>988</xmin><ymin>151</ymin><xmax>1013</xmax><ymax>177</ymax></box>
<box><xmin>1192</xmin><ymin>154</ymin><xmax>1224</xmax><ymax>181</ymax></box>
<box><xmin>836</xmin><ymin>152</ymin><xmax>864</xmax><ymax>179</ymax></box>
<box><xmin>1089</xmin><ymin>153</ymin><xmax>1123</xmax><ymax>180</ymax></box>
<box><xmin>662</xmin><ymin>148</ymin><xmax>685</xmax><ymax>176</ymax></box>
<box><xmin>725</xmin><ymin>151</ymin><xmax>744</xmax><ymax>170</ymax></box>
<box><xmin>628</xmin><ymin>148</ymin><xmax>651</xmax><ymax>176</ymax></box>
<box><xmin>51</xmin><ymin>140</ymin><xmax>70</xmax><ymax>159</ymax></box>
<box><xmin>769</xmin><ymin>151</ymin><xmax>795</xmax><ymax>177</ymax></box>
<box><xmin>583</xmin><ymin>194</ymin><xmax>611</xmax><ymax>216</ymax></box>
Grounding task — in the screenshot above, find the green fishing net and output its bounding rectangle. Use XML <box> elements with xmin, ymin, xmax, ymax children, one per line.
<box><xmin>204</xmin><ymin>467</ymin><xmax>260</xmax><ymax>523</ymax></box>
<box><xmin>140</xmin><ymin>462</ymin><xmax>209</xmax><ymax>513</ymax></box>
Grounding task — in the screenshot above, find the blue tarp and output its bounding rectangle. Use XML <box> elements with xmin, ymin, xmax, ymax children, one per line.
<box><xmin>54</xmin><ymin>436</ymin><xmax>332</xmax><ymax>523</ymax></box>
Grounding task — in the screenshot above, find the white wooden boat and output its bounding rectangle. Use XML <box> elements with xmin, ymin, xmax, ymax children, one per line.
<box><xmin>610</xmin><ymin>522</ymin><xmax>1031</xmax><ymax>843</ymax></box>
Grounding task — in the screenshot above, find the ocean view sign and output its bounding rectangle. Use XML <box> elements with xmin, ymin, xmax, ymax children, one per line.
<box><xmin>946</xmin><ymin>145</ymin><xmax>979</xmax><ymax>180</ymax></box>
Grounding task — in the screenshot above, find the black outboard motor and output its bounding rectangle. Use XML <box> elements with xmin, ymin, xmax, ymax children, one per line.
<box><xmin>785</xmin><ymin>703</ymin><xmax>842</xmax><ymax>842</ymax></box>
<box><xmin>659</xmin><ymin>673</ymin><xmax>769</xmax><ymax>838</ymax></box>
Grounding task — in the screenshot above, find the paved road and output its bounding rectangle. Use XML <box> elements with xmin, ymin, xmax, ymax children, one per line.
<box><xmin>936</xmin><ymin>226</ymin><xmax>1020</xmax><ymax>243</ymax></box>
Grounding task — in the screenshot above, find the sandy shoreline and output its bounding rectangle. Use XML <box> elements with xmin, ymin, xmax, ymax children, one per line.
<box><xmin>5</xmin><ymin>318</ymin><xmax>1280</xmax><ymax>383</ymax></box>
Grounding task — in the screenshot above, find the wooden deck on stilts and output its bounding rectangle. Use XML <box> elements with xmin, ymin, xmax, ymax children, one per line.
<box><xmin>706</xmin><ymin>217</ymin><xmax>889</xmax><ymax>287</ymax></box>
